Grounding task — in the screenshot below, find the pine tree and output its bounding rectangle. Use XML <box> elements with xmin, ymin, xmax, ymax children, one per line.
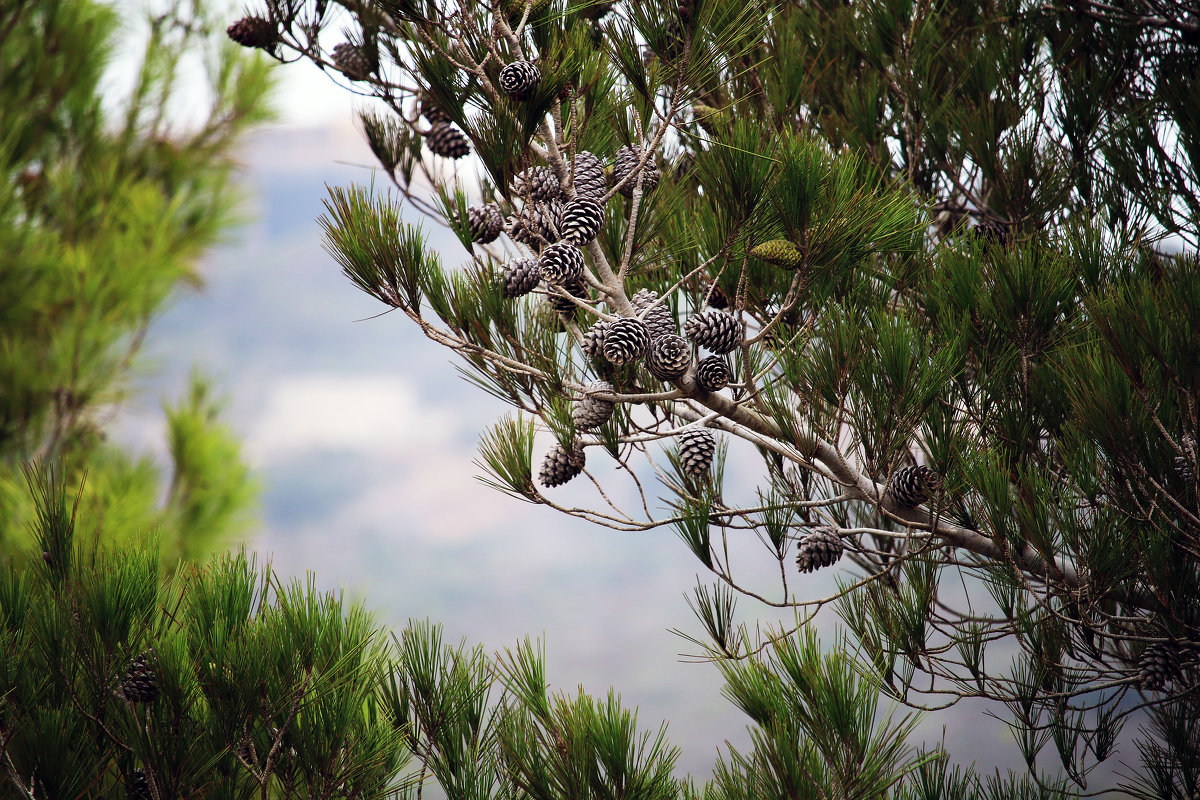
<box><xmin>253</xmin><ymin>0</ymin><xmax>1199</xmax><ymax>793</ymax></box>
<box><xmin>0</xmin><ymin>468</ymin><xmax>944</xmax><ymax>799</ymax></box>
<box><xmin>0</xmin><ymin>0</ymin><xmax>271</xmax><ymax>561</ymax></box>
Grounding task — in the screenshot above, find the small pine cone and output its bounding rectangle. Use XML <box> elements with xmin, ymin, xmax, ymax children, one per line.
<box><xmin>611</xmin><ymin>146</ymin><xmax>661</xmax><ymax>198</ymax></box>
<box><xmin>499</xmin><ymin>60</ymin><xmax>542</xmax><ymax>100</ymax></box>
<box><xmin>125</xmin><ymin>769</ymin><xmax>153</xmax><ymax>800</ymax></box>
<box><xmin>226</xmin><ymin>16</ymin><xmax>276</xmax><ymax>49</ymax></box>
<box><xmin>684</xmin><ymin>310</ymin><xmax>742</xmax><ymax>354</ymax></box>
<box><xmin>467</xmin><ymin>204</ymin><xmax>504</xmax><ymax>244</ymax></box>
<box><xmin>426</xmin><ymin>123</ymin><xmax>471</xmax><ymax>159</ymax></box>
<box><xmin>419</xmin><ymin>93</ymin><xmax>452</xmax><ymax>125</ymax></box>
<box><xmin>602</xmin><ymin>318</ymin><xmax>652</xmax><ymax>365</ymax></box>
<box><xmin>1138</xmin><ymin>642</ymin><xmax>1186</xmax><ymax>691</ymax></box>
<box><xmin>886</xmin><ymin>465</ymin><xmax>942</xmax><ymax>508</ymax></box>
<box><xmin>508</xmin><ymin>201</ymin><xmax>564</xmax><ymax>247</ymax></box>
<box><xmin>750</xmin><ymin>239</ymin><xmax>805</xmax><ymax>270</ymax></box>
<box><xmin>332</xmin><ymin>43</ymin><xmax>371</xmax><ymax>81</ymax></box>
<box><xmin>705</xmin><ymin>282</ymin><xmax>731</xmax><ymax>309</ymax></box>
<box><xmin>631</xmin><ymin>289</ymin><xmax>677</xmax><ymax>340</ymax></box>
<box><xmin>501</xmin><ymin>258</ymin><xmax>541</xmax><ymax>298</ymax></box>
<box><xmin>539</xmin><ymin>442</ymin><xmax>586</xmax><ymax>488</ymax></box>
<box><xmin>677</xmin><ymin>427</ymin><xmax>715</xmax><ymax>478</ymax></box>
<box><xmin>795</xmin><ymin>526</ymin><xmax>843</xmax><ymax>573</ymax></box>
<box><xmin>569</xmin><ymin>152</ymin><xmax>608</xmax><ymax>200</ymax></box>
<box><xmin>573</xmin><ymin>381</ymin><xmax>615</xmax><ymax>429</ymax></box>
<box><xmin>512</xmin><ymin>166</ymin><xmax>563</xmax><ymax>203</ymax></box>
<box><xmin>560</xmin><ymin>198</ymin><xmax>604</xmax><ymax>246</ymax></box>
<box><xmin>582</xmin><ymin>321</ymin><xmax>611</xmax><ymax>361</ymax></box>
<box><xmin>547</xmin><ymin>276</ymin><xmax>588</xmax><ymax>315</ymax></box>
<box><xmin>646</xmin><ymin>334</ymin><xmax>691</xmax><ymax>380</ymax></box>
<box><xmin>539</xmin><ymin>241</ymin><xmax>585</xmax><ymax>285</ymax></box>
<box><xmin>695</xmin><ymin>355</ymin><xmax>730</xmax><ymax>392</ymax></box>
<box><xmin>119</xmin><ymin>653</ymin><xmax>159</xmax><ymax>703</ymax></box>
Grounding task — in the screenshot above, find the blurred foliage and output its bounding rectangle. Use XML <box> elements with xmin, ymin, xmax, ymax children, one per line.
<box><xmin>0</xmin><ymin>0</ymin><xmax>272</xmax><ymax>561</ymax></box>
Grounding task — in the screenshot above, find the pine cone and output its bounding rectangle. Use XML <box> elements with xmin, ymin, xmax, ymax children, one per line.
<box><xmin>499</xmin><ymin>60</ymin><xmax>542</xmax><ymax>100</ymax></box>
<box><xmin>508</xmin><ymin>201</ymin><xmax>563</xmax><ymax>247</ymax></box>
<box><xmin>119</xmin><ymin>653</ymin><xmax>159</xmax><ymax>704</ymax></box>
<box><xmin>539</xmin><ymin>442</ymin><xmax>586</xmax><ymax>487</ymax></box>
<box><xmin>512</xmin><ymin>166</ymin><xmax>563</xmax><ymax>203</ymax></box>
<box><xmin>568</xmin><ymin>152</ymin><xmax>607</xmax><ymax>200</ymax></box>
<box><xmin>684</xmin><ymin>310</ymin><xmax>742</xmax><ymax>354</ymax></box>
<box><xmin>611</xmin><ymin>146</ymin><xmax>660</xmax><ymax>198</ymax></box>
<box><xmin>886</xmin><ymin>465</ymin><xmax>941</xmax><ymax>508</ymax></box>
<box><xmin>632</xmin><ymin>289</ymin><xmax>677</xmax><ymax>340</ymax></box>
<box><xmin>646</xmin><ymin>334</ymin><xmax>691</xmax><ymax>380</ymax></box>
<box><xmin>705</xmin><ymin>282</ymin><xmax>731</xmax><ymax>309</ymax></box>
<box><xmin>677</xmin><ymin>427</ymin><xmax>715</xmax><ymax>478</ymax></box>
<box><xmin>125</xmin><ymin>769</ymin><xmax>153</xmax><ymax>800</ymax></box>
<box><xmin>332</xmin><ymin>43</ymin><xmax>371</xmax><ymax>81</ymax></box>
<box><xmin>426</xmin><ymin>123</ymin><xmax>471</xmax><ymax>159</ymax></box>
<box><xmin>547</xmin><ymin>276</ymin><xmax>588</xmax><ymax>315</ymax></box>
<box><xmin>582</xmin><ymin>321</ymin><xmax>611</xmax><ymax>361</ymax></box>
<box><xmin>226</xmin><ymin>16</ymin><xmax>276</xmax><ymax>49</ymax></box>
<box><xmin>419</xmin><ymin>93</ymin><xmax>452</xmax><ymax>125</ymax></box>
<box><xmin>750</xmin><ymin>239</ymin><xmax>805</xmax><ymax>269</ymax></box>
<box><xmin>573</xmin><ymin>381</ymin><xmax>615</xmax><ymax>429</ymax></box>
<box><xmin>501</xmin><ymin>258</ymin><xmax>541</xmax><ymax>298</ymax></box>
<box><xmin>602</xmin><ymin>318</ymin><xmax>652</xmax><ymax>364</ymax></box>
<box><xmin>539</xmin><ymin>241</ymin><xmax>585</xmax><ymax>285</ymax></box>
<box><xmin>1138</xmin><ymin>641</ymin><xmax>1187</xmax><ymax>691</ymax></box>
<box><xmin>467</xmin><ymin>204</ymin><xmax>504</xmax><ymax>244</ymax></box>
<box><xmin>695</xmin><ymin>355</ymin><xmax>730</xmax><ymax>392</ymax></box>
<box><xmin>795</xmin><ymin>526</ymin><xmax>843</xmax><ymax>573</ymax></box>
<box><xmin>560</xmin><ymin>198</ymin><xmax>604</xmax><ymax>245</ymax></box>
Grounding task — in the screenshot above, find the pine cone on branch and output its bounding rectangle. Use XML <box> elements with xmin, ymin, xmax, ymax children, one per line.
<box><xmin>426</xmin><ymin>124</ymin><xmax>471</xmax><ymax>159</ymax></box>
<box><xmin>501</xmin><ymin>258</ymin><xmax>541</xmax><ymax>298</ymax></box>
<box><xmin>539</xmin><ymin>242</ymin><xmax>585</xmax><ymax>285</ymax></box>
<box><xmin>226</xmin><ymin>16</ymin><xmax>276</xmax><ymax>49</ymax></box>
<box><xmin>332</xmin><ymin>43</ymin><xmax>371</xmax><ymax>81</ymax></box>
<box><xmin>118</xmin><ymin>653</ymin><xmax>159</xmax><ymax>704</ymax></box>
<box><xmin>886</xmin><ymin>465</ymin><xmax>941</xmax><ymax>508</ymax></box>
<box><xmin>499</xmin><ymin>60</ymin><xmax>542</xmax><ymax>100</ymax></box>
<box><xmin>677</xmin><ymin>427</ymin><xmax>715</xmax><ymax>477</ymax></box>
<box><xmin>467</xmin><ymin>204</ymin><xmax>505</xmax><ymax>244</ymax></box>
<box><xmin>611</xmin><ymin>146</ymin><xmax>660</xmax><ymax>198</ymax></box>
<box><xmin>512</xmin><ymin>166</ymin><xmax>563</xmax><ymax>203</ymax></box>
<box><xmin>646</xmin><ymin>334</ymin><xmax>691</xmax><ymax>380</ymax></box>
<box><xmin>539</xmin><ymin>442</ymin><xmax>586</xmax><ymax>487</ymax></box>
<box><xmin>573</xmin><ymin>381</ymin><xmax>615</xmax><ymax>430</ymax></box>
<box><xmin>560</xmin><ymin>198</ymin><xmax>604</xmax><ymax>245</ymax></box>
<box><xmin>602</xmin><ymin>318</ymin><xmax>652</xmax><ymax>364</ymax></box>
<box><xmin>568</xmin><ymin>152</ymin><xmax>607</xmax><ymax>200</ymax></box>
<box><xmin>632</xmin><ymin>289</ymin><xmax>677</xmax><ymax>340</ymax></box>
<box><xmin>684</xmin><ymin>310</ymin><xmax>742</xmax><ymax>354</ymax></box>
<box><xmin>795</xmin><ymin>526</ymin><xmax>843</xmax><ymax>573</ymax></box>
<box><xmin>695</xmin><ymin>356</ymin><xmax>730</xmax><ymax>391</ymax></box>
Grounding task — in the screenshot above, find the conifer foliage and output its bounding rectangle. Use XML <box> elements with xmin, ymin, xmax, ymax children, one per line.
<box><xmin>1</xmin><ymin>0</ymin><xmax>268</xmax><ymax>561</ymax></box>
<box><xmin>2</xmin><ymin>468</ymin><xmax>943</xmax><ymax>799</ymax></box>
<box><xmin>248</xmin><ymin>0</ymin><xmax>1199</xmax><ymax>791</ymax></box>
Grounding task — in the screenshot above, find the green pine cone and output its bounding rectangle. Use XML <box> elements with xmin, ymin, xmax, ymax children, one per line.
<box><xmin>692</xmin><ymin>104</ymin><xmax>726</xmax><ymax>134</ymax></box>
<box><xmin>750</xmin><ymin>239</ymin><xmax>804</xmax><ymax>270</ymax></box>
